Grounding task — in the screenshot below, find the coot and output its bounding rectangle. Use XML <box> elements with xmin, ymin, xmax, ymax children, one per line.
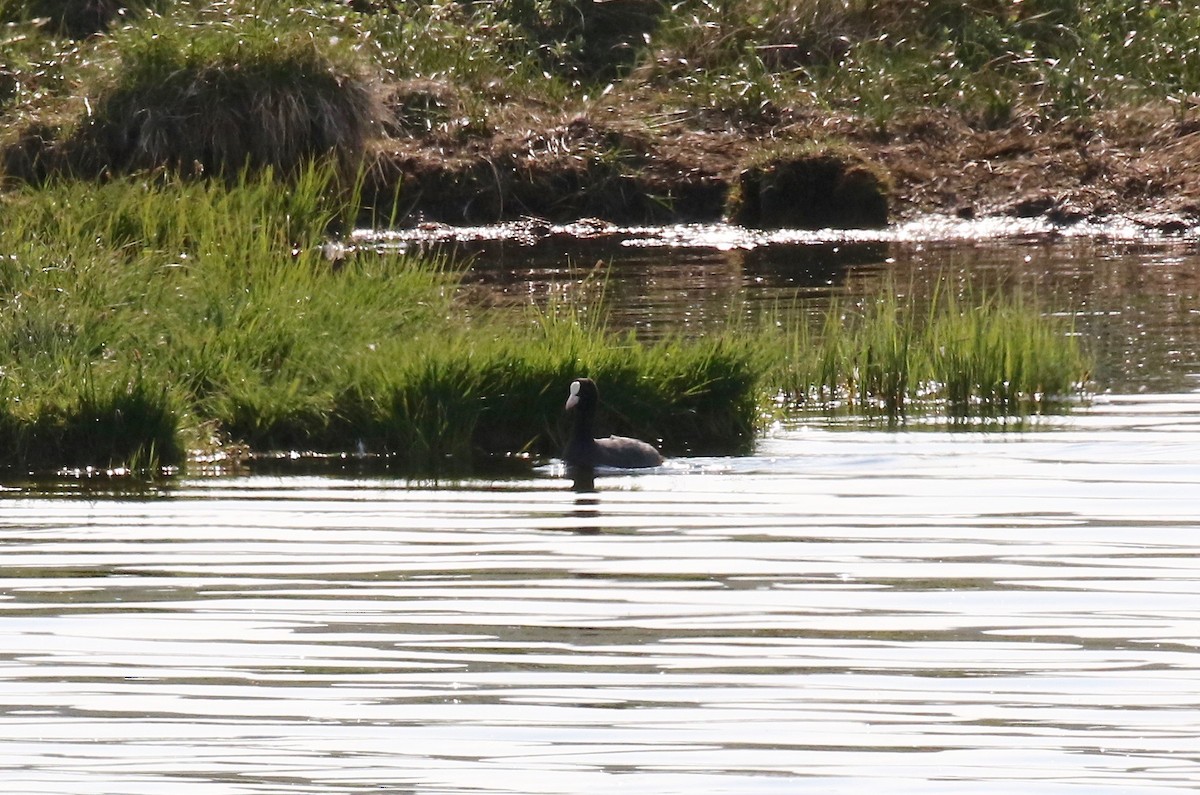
<box><xmin>564</xmin><ymin>377</ymin><xmax>664</xmax><ymax>469</ymax></box>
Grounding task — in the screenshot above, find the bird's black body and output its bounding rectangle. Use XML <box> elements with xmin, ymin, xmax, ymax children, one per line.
<box><xmin>564</xmin><ymin>378</ymin><xmax>664</xmax><ymax>469</ymax></box>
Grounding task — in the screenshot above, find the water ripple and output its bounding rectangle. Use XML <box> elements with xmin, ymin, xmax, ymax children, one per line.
<box><xmin>2</xmin><ymin>401</ymin><xmax>1200</xmax><ymax>793</ymax></box>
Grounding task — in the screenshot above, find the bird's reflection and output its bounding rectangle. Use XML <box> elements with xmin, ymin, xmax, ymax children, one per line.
<box><xmin>569</xmin><ymin>465</ymin><xmax>601</xmax><ymax>524</ymax></box>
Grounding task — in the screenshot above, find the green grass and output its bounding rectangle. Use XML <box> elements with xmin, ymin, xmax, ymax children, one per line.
<box><xmin>0</xmin><ymin>168</ymin><xmax>1090</xmax><ymax>473</ymax></box>
<box><xmin>0</xmin><ymin>166</ymin><xmax>437</xmax><ymax>468</ymax></box>
<box><xmin>0</xmin><ymin>168</ymin><xmax>769</xmax><ymax>472</ymax></box>
<box><xmin>326</xmin><ymin>320</ymin><xmax>764</xmax><ymax>470</ymax></box>
<box><xmin>770</xmin><ymin>282</ymin><xmax>1088</xmax><ymax>423</ymax></box>
<box><xmin>3</xmin><ymin>0</ymin><xmax>386</xmax><ymax>180</ymax></box>
<box><xmin>642</xmin><ymin>0</ymin><xmax>1200</xmax><ymax>124</ymax></box>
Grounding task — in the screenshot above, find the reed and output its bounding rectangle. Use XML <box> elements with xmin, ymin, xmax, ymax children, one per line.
<box><xmin>769</xmin><ymin>280</ymin><xmax>1089</xmax><ymax>421</ymax></box>
<box><xmin>927</xmin><ymin>291</ymin><xmax>1087</xmax><ymax>419</ymax></box>
<box><xmin>0</xmin><ymin>166</ymin><xmax>440</xmax><ymax>468</ymax></box>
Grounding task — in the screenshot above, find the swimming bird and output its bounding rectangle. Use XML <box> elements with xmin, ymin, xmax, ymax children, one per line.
<box><xmin>564</xmin><ymin>377</ymin><xmax>664</xmax><ymax>469</ymax></box>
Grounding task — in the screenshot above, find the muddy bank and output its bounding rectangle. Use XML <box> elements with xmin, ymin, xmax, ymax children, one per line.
<box><xmin>362</xmin><ymin>100</ymin><xmax>1200</xmax><ymax>233</ymax></box>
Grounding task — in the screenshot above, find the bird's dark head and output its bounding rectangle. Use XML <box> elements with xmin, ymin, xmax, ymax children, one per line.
<box><xmin>565</xmin><ymin>377</ymin><xmax>599</xmax><ymax>412</ymax></box>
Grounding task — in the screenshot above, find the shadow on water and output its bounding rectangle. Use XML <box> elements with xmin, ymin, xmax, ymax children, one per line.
<box><xmin>737</xmin><ymin>239</ymin><xmax>887</xmax><ymax>292</ymax></box>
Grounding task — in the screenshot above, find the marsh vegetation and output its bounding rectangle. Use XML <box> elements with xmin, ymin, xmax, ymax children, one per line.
<box><xmin>0</xmin><ymin>168</ymin><xmax>1087</xmax><ymax>472</ymax></box>
<box><xmin>2</xmin><ymin>1</ymin><xmax>1151</xmax><ymax>471</ymax></box>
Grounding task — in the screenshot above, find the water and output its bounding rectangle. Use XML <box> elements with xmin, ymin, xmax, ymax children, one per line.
<box><xmin>3</xmin><ymin>226</ymin><xmax>1200</xmax><ymax>793</ymax></box>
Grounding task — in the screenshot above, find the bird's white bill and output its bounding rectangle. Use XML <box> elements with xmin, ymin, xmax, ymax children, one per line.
<box><xmin>565</xmin><ymin>380</ymin><xmax>581</xmax><ymax>409</ymax></box>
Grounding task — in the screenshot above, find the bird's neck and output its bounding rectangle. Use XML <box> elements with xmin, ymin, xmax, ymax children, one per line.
<box><xmin>573</xmin><ymin>409</ymin><xmax>597</xmax><ymax>442</ymax></box>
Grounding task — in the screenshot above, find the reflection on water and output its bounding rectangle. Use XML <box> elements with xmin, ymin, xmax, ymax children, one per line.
<box><xmin>2</xmin><ymin>393</ymin><xmax>1200</xmax><ymax>794</ymax></box>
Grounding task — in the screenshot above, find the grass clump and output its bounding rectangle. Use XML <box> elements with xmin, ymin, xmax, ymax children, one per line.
<box><xmin>727</xmin><ymin>141</ymin><xmax>891</xmax><ymax>229</ymax></box>
<box><xmin>330</xmin><ymin>321</ymin><xmax>762</xmax><ymax>471</ymax></box>
<box><xmin>31</xmin><ymin>1</ymin><xmax>387</xmax><ymax>179</ymax></box>
<box><xmin>0</xmin><ymin>363</ymin><xmax>182</xmax><ymax>472</ymax></box>
<box><xmin>772</xmin><ymin>281</ymin><xmax>1089</xmax><ymax>422</ymax></box>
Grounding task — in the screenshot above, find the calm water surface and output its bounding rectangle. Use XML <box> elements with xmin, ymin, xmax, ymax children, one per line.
<box><xmin>3</xmin><ymin>226</ymin><xmax>1200</xmax><ymax>794</ymax></box>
